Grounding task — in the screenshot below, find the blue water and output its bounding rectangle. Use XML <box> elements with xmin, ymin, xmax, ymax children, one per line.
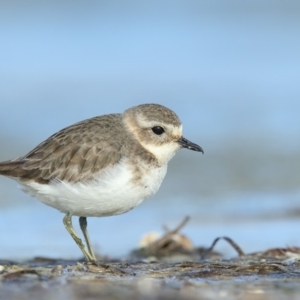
<box><xmin>0</xmin><ymin>1</ymin><xmax>300</xmax><ymax>259</ymax></box>
<box><xmin>2</xmin><ymin>190</ymin><xmax>300</xmax><ymax>260</ymax></box>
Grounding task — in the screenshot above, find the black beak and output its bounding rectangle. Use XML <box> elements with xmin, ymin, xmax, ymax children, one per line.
<box><xmin>177</xmin><ymin>137</ymin><xmax>204</xmax><ymax>153</ymax></box>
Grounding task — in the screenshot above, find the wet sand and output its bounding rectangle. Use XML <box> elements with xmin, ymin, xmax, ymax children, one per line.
<box><xmin>1</xmin><ymin>222</ymin><xmax>300</xmax><ymax>300</ymax></box>
<box><xmin>1</xmin><ymin>253</ymin><xmax>300</xmax><ymax>300</ymax></box>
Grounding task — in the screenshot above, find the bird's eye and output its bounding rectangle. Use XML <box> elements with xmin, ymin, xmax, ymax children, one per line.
<box><xmin>151</xmin><ymin>126</ymin><xmax>165</xmax><ymax>135</ymax></box>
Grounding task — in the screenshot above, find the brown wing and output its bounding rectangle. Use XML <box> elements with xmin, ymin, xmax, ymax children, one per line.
<box><xmin>0</xmin><ymin>114</ymin><xmax>125</xmax><ymax>184</ymax></box>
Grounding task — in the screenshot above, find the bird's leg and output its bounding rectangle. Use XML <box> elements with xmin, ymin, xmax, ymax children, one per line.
<box><xmin>79</xmin><ymin>216</ymin><xmax>97</xmax><ymax>261</ymax></box>
<box><xmin>63</xmin><ymin>212</ymin><xmax>95</xmax><ymax>262</ymax></box>
<box><xmin>64</xmin><ymin>213</ymin><xmax>129</xmax><ymax>275</ymax></box>
<box><xmin>78</xmin><ymin>217</ymin><xmax>130</xmax><ymax>275</ymax></box>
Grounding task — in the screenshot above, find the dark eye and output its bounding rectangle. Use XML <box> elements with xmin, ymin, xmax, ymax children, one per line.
<box><xmin>151</xmin><ymin>126</ymin><xmax>165</xmax><ymax>135</ymax></box>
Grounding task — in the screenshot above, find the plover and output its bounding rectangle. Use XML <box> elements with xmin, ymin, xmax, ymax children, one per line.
<box><xmin>0</xmin><ymin>103</ymin><xmax>203</xmax><ymax>262</ymax></box>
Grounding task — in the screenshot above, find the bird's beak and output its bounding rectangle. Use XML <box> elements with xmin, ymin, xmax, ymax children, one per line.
<box><xmin>177</xmin><ymin>137</ymin><xmax>204</xmax><ymax>153</ymax></box>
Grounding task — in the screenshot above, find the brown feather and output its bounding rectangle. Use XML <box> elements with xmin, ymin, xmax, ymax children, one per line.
<box><xmin>0</xmin><ymin>114</ymin><xmax>132</xmax><ymax>184</ymax></box>
<box><xmin>0</xmin><ymin>104</ymin><xmax>178</xmax><ymax>185</ymax></box>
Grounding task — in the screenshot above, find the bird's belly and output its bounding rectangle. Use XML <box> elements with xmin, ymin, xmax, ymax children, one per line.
<box><xmin>20</xmin><ymin>160</ymin><xmax>167</xmax><ymax>217</ymax></box>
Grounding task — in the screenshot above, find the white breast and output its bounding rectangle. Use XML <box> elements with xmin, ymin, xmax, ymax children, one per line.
<box><xmin>20</xmin><ymin>158</ymin><xmax>167</xmax><ymax>217</ymax></box>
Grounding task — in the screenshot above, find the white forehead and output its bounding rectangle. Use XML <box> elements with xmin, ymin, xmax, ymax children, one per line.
<box><xmin>166</xmin><ymin>123</ymin><xmax>183</xmax><ymax>137</ymax></box>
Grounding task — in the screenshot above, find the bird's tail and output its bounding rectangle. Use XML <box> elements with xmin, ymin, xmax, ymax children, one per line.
<box><xmin>0</xmin><ymin>159</ymin><xmax>25</xmax><ymax>177</ymax></box>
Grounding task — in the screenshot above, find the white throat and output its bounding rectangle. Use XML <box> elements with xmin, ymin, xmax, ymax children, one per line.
<box><xmin>139</xmin><ymin>141</ymin><xmax>180</xmax><ymax>165</ymax></box>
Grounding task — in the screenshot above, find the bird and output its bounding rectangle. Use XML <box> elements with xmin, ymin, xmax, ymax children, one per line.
<box><xmin>0</xmin><ymin>103</ymin><xmax>203</xmax><ymax>263</ymax></box>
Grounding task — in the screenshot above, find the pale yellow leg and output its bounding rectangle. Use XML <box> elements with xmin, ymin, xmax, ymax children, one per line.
<box><xmin>79</xmin><ymin>216</ymin><xmax>97</xmax><ymax>261</ymax></box>
<box><xmin>63</xmin><ymin>212</ymin><xmax>96</xmax><ymax>262</ymax></box>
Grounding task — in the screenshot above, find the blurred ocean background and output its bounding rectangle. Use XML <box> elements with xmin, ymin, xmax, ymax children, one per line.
<box><xmin>0</xmin><ymin>0</ymin><xmax>300</xmax><ymax>260</ymax></box>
